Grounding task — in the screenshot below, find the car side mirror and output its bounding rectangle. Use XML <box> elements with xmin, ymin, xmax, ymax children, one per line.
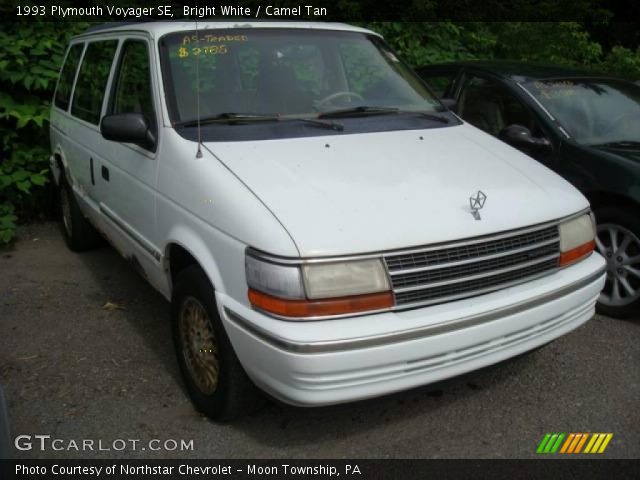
<box><xmin>440</xmin><ymin>98</ymin><xmax>457</xmax><ymax>111</ymax></box>
<box><xmin>499</xmin><ymin>124</ymin><xmax>551</xmax><ymax>152</ymax></box>
<box><xmin>101</xmin><ymin>113</ymin><xmax>156</xmax><ymax>150</ymax></box>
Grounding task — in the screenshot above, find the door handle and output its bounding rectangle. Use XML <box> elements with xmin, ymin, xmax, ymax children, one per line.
<box><xmin>101</xmin><ymin>166</ymin><xmax>109</xmax><ymax>181</ymax></box>
<box><xmin>90</xmin><ymin>158</ymin><xmax>95</xmax><ymax>185</ymax></box>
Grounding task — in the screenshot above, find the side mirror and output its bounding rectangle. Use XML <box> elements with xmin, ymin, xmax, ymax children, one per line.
<box><xmin>499</xmin><ymin>124</ymin><xmax>551</xmax><ymax>152</ymax></box>
<box><xmin>440</xmin><ymin>97</ymin><xmax>457</xmax><ymax>111</ymax></box>
<box><xmin>101</xmin><ymin>113</ymin><xmax>155</xmax><ymax>150</ymax></box>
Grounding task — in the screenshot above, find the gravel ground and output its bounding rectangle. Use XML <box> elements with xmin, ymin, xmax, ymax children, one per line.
<box><xmin>1</xmin><ymin>222</ymin><xmax>638</xmax><ymax>459</ymax></box>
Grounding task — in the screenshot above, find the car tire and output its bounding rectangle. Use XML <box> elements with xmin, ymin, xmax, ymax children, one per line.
<box><xmin>171</xmin><ymin>265</ymin><xmax>263</xmax><ymax>421</ymax></box>
<box><xmin>57</xmin><ymin>176</ymin><xmax>102</xmax><ymax>252</ymax></box>
<box><xmin>594</xmin><ymin>207</ymin><xmax>640</xmax><ymax>319</ymax></box>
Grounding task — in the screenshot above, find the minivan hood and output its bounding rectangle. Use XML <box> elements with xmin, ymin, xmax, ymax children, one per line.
<box><xmin>207</xmin><ymin>124</ymin><xmax>588</xmax><ymax>257</ymax></box>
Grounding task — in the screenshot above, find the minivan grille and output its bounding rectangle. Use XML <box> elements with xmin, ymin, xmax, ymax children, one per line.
<box><xmin>385</xmin><ymin>225</ymin><xmax>560</xmax><ymax>308</ymax></box>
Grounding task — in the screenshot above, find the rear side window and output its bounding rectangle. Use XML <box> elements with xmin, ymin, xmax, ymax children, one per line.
<box><xmin>54</xmin><ymin>43</ymin><xmax>84</xmax><ymax>111</ymax></box>
<box><xmin>71</xmin><ymin>40</ymin><xmax>118</xmax><ymax>125</ymax></box>
<box><xmin>109</xmin><ymin>40</ymin><xmax>156</xmax><ymax>137</ymax></box>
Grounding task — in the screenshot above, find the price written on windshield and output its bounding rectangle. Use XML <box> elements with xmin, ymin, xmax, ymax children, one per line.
<box><xmin>178</xmin><ymin>45</ymin><xmax>228</xmax><ymax>58</ymax></box>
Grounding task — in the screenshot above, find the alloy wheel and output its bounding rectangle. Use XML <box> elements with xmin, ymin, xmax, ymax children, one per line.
<box><xmin>595</xmin><ymin>223</ymin><xmax>640</xmax><ymax>307</ymax></box>
<box><xmin>179</xmin><ymin>297</ymin><xmax>220</xmax><ymax>395</ymax></box>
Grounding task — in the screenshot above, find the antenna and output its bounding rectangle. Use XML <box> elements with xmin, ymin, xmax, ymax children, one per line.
<box><xmin>195</xmin><ymin>3</ymin><xmax>203</xmax><ymax>159</ymax></box>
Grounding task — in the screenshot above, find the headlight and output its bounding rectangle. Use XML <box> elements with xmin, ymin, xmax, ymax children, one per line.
<box><xmin>302</xmin><ymin>259</ymin><xmax>390</xmax><ymax>299</ymax></box>
<box><xmin>559</xmin><ymin>213</ymin><xmax>596</xmax><ymax>266</ymax></box>
<box><xmin>245</xmin><ymin>252</ymin><xmax>393</xmax><ymax>318</ymax></box>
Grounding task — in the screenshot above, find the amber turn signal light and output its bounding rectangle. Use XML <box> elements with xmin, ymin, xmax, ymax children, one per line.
<box><xmin>559</xmin><ymin>240</ymin><xmax>595</xmax><ymax>267</ymax></box>
<box><xmin>248</xmin><ymin>289</ymin><xmax>394</xmax><ymax>317</ymax></box>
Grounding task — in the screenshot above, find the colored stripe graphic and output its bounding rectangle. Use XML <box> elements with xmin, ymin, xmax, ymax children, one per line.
<box><xmin>584</xmin><ymin>433</ymin><xmax>613</xmax><ymax>454</ymax></box>
<box><xmin>537</xmin><ymin>433</ymin><xmax>613</xmax><ymax>454</ymax></box>
<box><xmin>537</xmin><ymin>433</ymin><xmax>565</xmax><ymax>454</ymax></box>
<box><xmin>574</xmin><ymin>433</ymin><xmax>589</xmax><ymax>453</ymax></box>
<box><xmin>560</xmin><ymin>433</ymin><xmax>575</xmax><ymax>453</ymax></box>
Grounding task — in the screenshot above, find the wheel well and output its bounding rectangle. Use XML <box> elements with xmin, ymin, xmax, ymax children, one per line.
<box><xmin>586</xmin><ymin>191</ymin><xmax>640</xmax><ymax>214</ymax></box>
<box><xmin>167</xmin><ymin>244</ymin><xmax>199</xmax><ymax>286</ymax></box>
<box><xmin>53</xmin><ymin>153</ymin><xmax>64</xmax><ymax>183</ymax></box>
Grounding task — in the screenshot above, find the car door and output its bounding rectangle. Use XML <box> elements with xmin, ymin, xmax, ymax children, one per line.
<box><xmin>64</xmin><ymin>39</ymin><xmax>119</xmax><ymax>218</ymax></box>
<box><xmin>456</xmin><ymin>70</ymin><xmax>555</xmax><ymax>163</ymax></box>
<box><xmin>99</xmin><ymin>36</ymin><xmax>162</xmax><ymax>265</ymax></box>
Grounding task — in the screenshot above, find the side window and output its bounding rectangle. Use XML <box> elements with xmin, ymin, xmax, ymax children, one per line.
<box><xmin>71</xmin><ymin>40</ymin><xmax>118</xmax><ymax>125</ymax></box>
<box><xmin>419</xmin><ymin>70</ymin><xmax>457</xmax><ymax>98</ymax></box>
<box><xmin>109</xmin><ymin>40</ymin><xmax>156</xmax><ymax>138</ymax></box>
<box><xmin>458</xmin><ymin>74</ymin><xmax>539</xmax><ymax>136</ymax></box>
<box><xmin>54</xmin><ymin>43</ymin><xmax>84</xmax><ymax>111</ymax></box>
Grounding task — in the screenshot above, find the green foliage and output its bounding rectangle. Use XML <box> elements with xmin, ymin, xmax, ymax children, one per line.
<box><xmin>362</xmin><ymin>22</ymin><xmax>640</xmax><ymax>79</ymax></box>
<box><xmin>0</xmin><ymin>203</ymin><xmax>17</xmax><ymax>245</ymax></box>
<box><xmin>600</xmin><ymin>46</ymin><xmax>640</xmax><ymax>78</ymax></box>
<box><xmin>487</xmin><ymin>22</ymin><xmax>603</xmax><ymax>67</ymax></box>
<box><xmin>364</xmin><ymin>22</ymin><xmax>497</xmax><ymax>66</ymax></box>
<box><xmin>0</xmin><ymin>20</ymin><xmax>88</xmax><ymax>244</ymax></box>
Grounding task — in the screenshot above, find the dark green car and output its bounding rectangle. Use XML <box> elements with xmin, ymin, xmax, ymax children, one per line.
<box><xmin>418</xmin><ymin>61</ymin><xmax>640</xmax><ymax>318</ymax></box>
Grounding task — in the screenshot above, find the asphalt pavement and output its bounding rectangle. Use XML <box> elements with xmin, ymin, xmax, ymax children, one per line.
<box><xmin>1</xmin><ymin>223</ymin><xmax>638</xmax><ymax>459</ymax></box>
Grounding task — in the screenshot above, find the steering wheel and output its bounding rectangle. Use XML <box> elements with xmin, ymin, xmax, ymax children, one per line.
<box><xmin>315</xmin><ymin>91</ymin><xmax>365</xmax><ymax>110</ymax></box>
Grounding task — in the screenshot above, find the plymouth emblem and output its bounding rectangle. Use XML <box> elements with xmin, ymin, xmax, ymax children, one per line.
<box><xmin>469</xmin><ymin>190</ymin><xmax>487</xmax><ymax>220</ymax></box>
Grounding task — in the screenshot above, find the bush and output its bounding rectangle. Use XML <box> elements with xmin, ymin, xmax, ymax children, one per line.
<box><xmin>0</xmin><ymin>21</ymin><xmax>87</xmax><ymax>244</ymax></box>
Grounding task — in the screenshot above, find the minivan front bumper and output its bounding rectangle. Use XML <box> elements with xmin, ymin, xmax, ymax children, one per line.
<box><xmin>218</xmin><ymin>253</ymin><xmax>606</xmax><ymax>406</ymax></box>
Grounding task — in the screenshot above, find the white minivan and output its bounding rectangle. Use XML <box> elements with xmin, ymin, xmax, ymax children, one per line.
<box><xmin>50</xmin><ymin>21</ymin><xmax>606</xmax><ymax>420</ymax></box>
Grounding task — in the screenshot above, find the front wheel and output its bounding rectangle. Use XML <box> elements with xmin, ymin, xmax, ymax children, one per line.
<box><xmin>594</xmin><ymin>207</ymin><xmax>640</xmax><ymax>319</ymax></box>
<box><xmin>171</xmin><ymin>266</ymin><xmax>262</xmax><ymax>421</ymax></box>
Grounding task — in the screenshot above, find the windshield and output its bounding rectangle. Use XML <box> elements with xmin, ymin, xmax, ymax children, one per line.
<box><xmin>159</xmin><ymin>28</ymin><xmax>445</xmax><ymax>137</ymax></box>
<box><xmin>523</xmin><ymin>78</ymin><xmax>640</xmax><ymax>146</ymax></box>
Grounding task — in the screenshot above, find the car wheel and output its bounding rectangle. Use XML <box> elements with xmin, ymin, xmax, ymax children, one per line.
<box><xmin>171</xmin><ymin>265</ymin><xmax>262</xmax><ymax>421</ymax></box>
<box><xmin>57</xmin><ymin>176</ymin><xmax>102</xmax><ymax>252</ymax></box>
<box><xmin>594</xmin><ymin>207</ymin><xmax>640</xmax><ymax>319</ymax></box>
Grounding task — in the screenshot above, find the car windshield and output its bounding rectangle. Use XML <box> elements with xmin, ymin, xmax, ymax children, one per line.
<box><xmin>522</xmin><ymin>78</ymin><xmax>640</xmax><ymax>146</ymax></box>
<box><xmin>159</xmin><ymin>28</ymin><xmax>443</xmax><ymax>130</ymax></box>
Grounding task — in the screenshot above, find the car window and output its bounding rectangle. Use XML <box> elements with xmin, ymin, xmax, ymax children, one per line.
<box><xmin>418</xmin><ymin>70</ymin><xmax>457</xmax><ymax>98</ymax></box>
<box><xmin>109</xmin><ymin>40</ymin><xmax>156</xmax><ymax>140</ymax></box>
<box><xmin>161</xmin><ymin>29</ymin><xmax>441</xmax><ymax>122</ymax></box>
<box><xmin>54</xmin><ymin>43</ymin><xmax>84</xmax><ymax>111</ymax></box>
<box><xmin>459</xmin><ymin>74</ymin><xmax>538</xmax><ymax>136</ymax></box>
<box><xmin>523</xmin><ymin>79</ymin><xmax>640</xmax><ymax>145</ymax></box>
<box><xmin>71</xmin><ymin>40</ymin><xmax>118</xmax><ymax>125</ymax></box>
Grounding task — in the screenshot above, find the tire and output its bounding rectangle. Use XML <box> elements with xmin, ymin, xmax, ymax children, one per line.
<box><xmin>171</xmin><ymin>265</ymin><xmax>262</xmax><ymax>421</ymax></box>
<box><xmin>594</xmin><ymin>207</ymin><xmax>640</xmax><ymax>319</ymax></box>
<box><xmin>57</xmin><ymin>176</ymin><xmax>102</xmax><ymax>252</ymax></box>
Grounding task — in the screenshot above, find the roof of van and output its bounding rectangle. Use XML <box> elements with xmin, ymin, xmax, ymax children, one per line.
<box><xmin>76</xmin><ymin>21</ymin><xmax>379</xmax><ymax>39</ymax></box>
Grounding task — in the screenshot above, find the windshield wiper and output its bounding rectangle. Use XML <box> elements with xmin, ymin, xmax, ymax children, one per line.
<box><xmin>174</xmin><ymin>113</ymin><xmax>280</xmax><ymax>127</ymax></box>
<box><xmin>318</xmin><ymin>106</ymin><xmax>400</xmax><ymax>119</ymax></box>
<box><xmin>288</xmin><ymin>118</ymin><xmax>344</xmax><ymax>131</ymax></box>
<box><xmin>174</xmin><ymin>113</ymin><xmax>344</xmax><ymax>131</ymax></box>
<box><xmin>318</xmin><ymin>106</ymin><xmax>449</xmax><ymax>123</ymax></box>
<box><xmin>594</xmin><ymin>140</ymin><xmax>640</xmax><ymax>148</ymax></box>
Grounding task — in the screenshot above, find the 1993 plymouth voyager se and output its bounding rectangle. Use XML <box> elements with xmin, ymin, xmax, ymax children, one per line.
<box><xmin>50</xmin><ymin>21</ymin><xmax>606</xmax><ymax>420</ymax></box>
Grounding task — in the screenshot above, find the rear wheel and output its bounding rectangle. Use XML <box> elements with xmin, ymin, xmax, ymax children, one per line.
<box><xmin>171</xmin><ymin>266</ymin><xmax>262</xmax><ymax>421</ymax></box>
<box><xmin>594</xmin><ymin>207</ymin><xmax>640</xmax><ymax>319</ymax></box>
<box><xmin>57</xmin><ymin>176</ymin><xmax>101</xmax><ymax>251</ymax></box>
